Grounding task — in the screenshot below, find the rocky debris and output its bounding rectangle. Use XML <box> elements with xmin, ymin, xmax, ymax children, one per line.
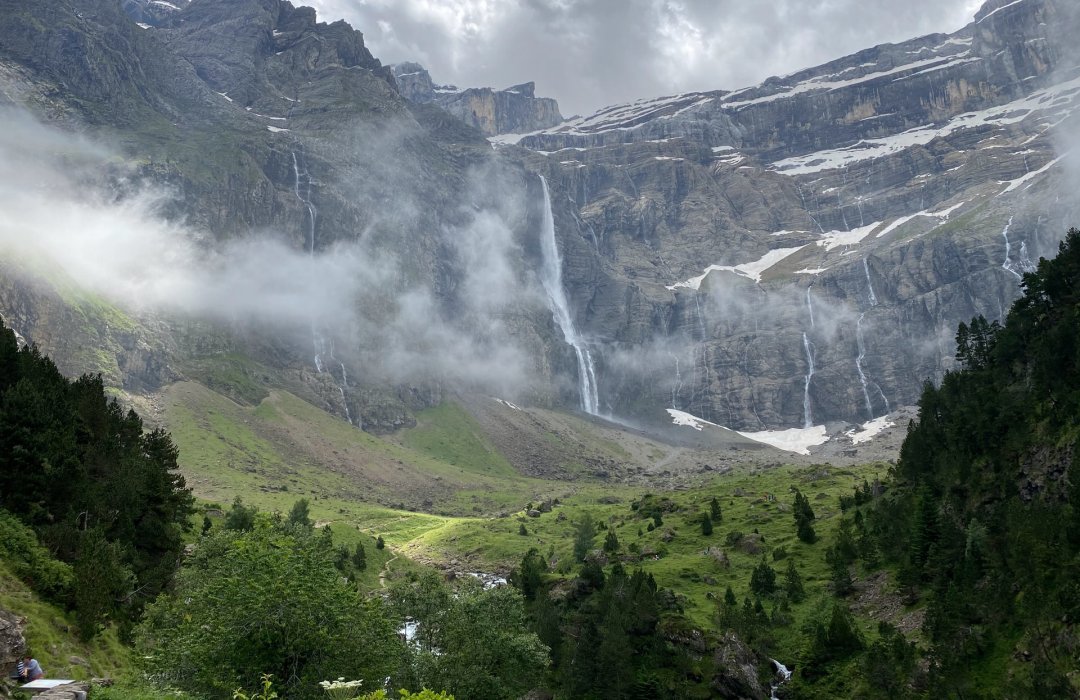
<box><xmin>392</xmin><ymin>63</ymin><xmax>564</xmax><ymax>136</ymax></box>
<box><xmin>850</xmin><ymin>570</ymin><xmax>926</xmax><ymax>636</ymax></box>
<box><xmin>711</xmin><ymin>632</ymin><xmax>769</xmax><ymax>700</ymax></box>
<box><xmin>35</xmin><ymin>682</ymin><xmax>89</xmax><ymax>700</ymax></box>
<box><xmin>0</xmin><ymin>608</ymin><xmax>27</xmax><ymax>679</ymax></box>
<box><xmin>705</xmin><ymin>546</ymin><xmax>730</xmax><ymax>568</ymax></box>
<box><xmin>736</xmin><ymin>533</ymin><xmax>765</xmax><ymax>555</ymax></box>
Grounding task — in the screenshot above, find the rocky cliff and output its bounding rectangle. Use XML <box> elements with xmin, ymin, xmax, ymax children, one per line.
<box><xmin>0</xmin><ymin>0</ymin><xmax>1077</xmax><ymax>439</ymax></box>
<box><xmin>498</xmin><ymin>0</ymin><xmax>1080</xmax><ymax>431</ymax></box>
<box><xmin>391</xmin><ymin>62</ymin><xmax>564</xmax><ymax>136</ymax></box>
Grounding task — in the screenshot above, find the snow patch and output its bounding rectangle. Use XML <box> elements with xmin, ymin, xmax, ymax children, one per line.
<box><xmin>666</xmin><ymin>246</ymin><xmax>805</xmax><ymax>290</ymax></box>
<box><xmin>847</xmin><ymin>415</ymin><xmax>894</xmax><ymax>444</ymax></box>
<box><xmin>738</xmin><ymin>426</ymin><xmax>830</xmax><ymax>455</ymax></box>
<box><xmin>266</xmin><ymin>126</ymin><xmax>290</xmax><ymax>133</ymax></box>
<box><xmin>817</xmin><ymin>222</ymin><xmax>880</xmax><ymax>251</ymax></box>
<box><xmin>770</xmin><ymin>73</ymin><xmax>1080</xmax><ymax>175</ymax></box>
<box><xmin>999</xmin><ymin>153</ymin><xmax>1067</xmax><ymax>193</ymax></box>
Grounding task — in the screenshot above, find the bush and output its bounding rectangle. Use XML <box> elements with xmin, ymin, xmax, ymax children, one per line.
<box><xmin>0</xmin><ymin>509</ymin><xmax>73</xmax><ymax>601</ymax></box>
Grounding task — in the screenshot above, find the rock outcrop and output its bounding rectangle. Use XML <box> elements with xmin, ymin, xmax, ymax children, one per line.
<box><xmin>0</xmin><ymin>608</ymin><xmax>27</xmax><ymax>688</ymax></box>
<box><xmin>392</xmin><ymin>63</ymin><xmax>563</xmax><ymax>136</ymax></box>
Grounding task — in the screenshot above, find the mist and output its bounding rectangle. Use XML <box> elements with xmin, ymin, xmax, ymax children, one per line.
<box><xmin>0</xmin><ymin>109</ymin><xmax>546</xmax><ymax>400</ymax></box>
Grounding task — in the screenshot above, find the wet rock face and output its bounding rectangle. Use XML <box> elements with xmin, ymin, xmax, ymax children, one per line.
<box><xmin>511</xmin><ymin>0</ymin><xmax>1080</xmax><ymax>430</ymax></box>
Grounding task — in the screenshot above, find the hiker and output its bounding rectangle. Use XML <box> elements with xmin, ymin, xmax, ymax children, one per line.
<box><xmin>16</xmin><ymin>656</ymin><xmax>44</xmax><ymax>682</ymax></box>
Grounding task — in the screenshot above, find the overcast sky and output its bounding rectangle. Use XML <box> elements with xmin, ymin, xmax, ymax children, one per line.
<box><xmin>307</xmin><ymin>0</ymin><xmax>987</xmax><ymax>116</ymax></box>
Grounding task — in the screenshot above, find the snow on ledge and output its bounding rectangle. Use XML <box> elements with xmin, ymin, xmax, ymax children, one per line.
<box><xmin>666</xmin><ymin>409</ymin><xmax>830</xmax><ymax>455</ymax></box>
<box><xmin>847</xmin><ymin>416</ymin><xmax>894</xmax><ymax>444</ymax></box>
<box><xmin>666</xmin><ymin>246</ymin><xmax>805</xmax><ymax>290</ymax></box>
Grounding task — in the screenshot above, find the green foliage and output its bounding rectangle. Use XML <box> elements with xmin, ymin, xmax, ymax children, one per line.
<box><xmin>137</xmin><ymin>526</ymin><xmax>400</xmax><ymax>699</ymax></box>
<box><xmin>0</xmin><ymin>508</ymin><xmax>74</xmax><ymax>601</ymax></box>
<box><xmin>389</xmin><ymin>574</ymin><xmax>548</xmax><ymax>700</ymax></box>
<box><xmin>288</xmin><ymin>498</ymin><xmax>313</xmax><ymax>528</ymax></box>
<box><xmin>603</xmin><ymin>529</ymin><xmax>620</xmax><ymax>553</ymax></box>
<box><xmin>510</xmin><ymin>548</ymin><xmax>546</xmax><ymax>601</ymax></box>
<box><xmin>749</xmin><ymin>557</ymin><xmax>777</xmax><ymax>597</ymax></box>
<box><xmin>709</xmin><ymin>496</ymin><xmax>722</xmax><ymax>523</ymax></box>
<box><xmin>700</xmin><ymin>512</ymin><xmax>713</xmax><ymax>536</ymax></box>
<box><xmin>0</xmin><ymin>321</ymin><xmax>194</xmax><ymax>636</ymax></box>
<box><xmin>852</xmin><ymin>229</ymin><xmax>1080</xmax><ymax>696</ymax></box>
<box><xmin>517</xmin><ymin>523</ymin><xmax>528</xmax><ymax>536</ymax></box>
<box><xmin>792</xmin><ymin>490</ymin><xmax>817</xmax><ymax>543</ymax></box>
<box><xmin>376</xmin><ymin>536</ymin><xmax>386</xmax><ymax>550</ymax></box>
<box><xmin>783</xmin><ymin>560</ymin><xmax>805</xmax><ymax>603</ymax></box>
<box><xmin>572</xmin><ymin>512</ymin><xmax>596</xmax><ymax>562</ymax></box>
<box><xmin>234</xmin><ymin>674</ymin><xmax>278</xmax><ymax>700</ymax></box>
<box><xmin>224</xmin><ymin>497</ymin><xmax>258</xmax><ymax>532</ymax></box>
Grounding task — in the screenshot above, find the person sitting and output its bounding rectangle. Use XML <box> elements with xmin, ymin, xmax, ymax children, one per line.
<box><xmin>17</xmin><ymin>656</ymin><xmax>44</xmax><ymax>682</ymax></box>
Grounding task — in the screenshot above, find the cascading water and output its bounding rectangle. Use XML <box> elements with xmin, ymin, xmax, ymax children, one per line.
<box><xmin>770</xmin><ymin>659</ymin><xmax>792</xmax><ymax>700</ymax></box>
<box><xmin>802</xmin><ymin>332</ymin><xmax>815</xmax><ymax>429</ymax></box>
<box><xmin>1001</xmin><ymin>215</ymin><xmax>1022</xmax><ymax>280</ymax></box>
<box><xmin>805</xmin><ymin>285</ymin><xmax>815</xmax><ymax>328</ymax></box>
<box><xmin>855</xmin><ymin>314</ymin><xmax>874</xmax><ymax>420</ymax></box>
<box><xmin>863</xmin><ymin>258</ymin><xmax>877</xmax><ymax>307</ymax></box>
<box><xmin>293</xmin><ymin>150</ymin><xmax>356</xmax><ymax>426</ymax></box>
<box><xmin>670</xmin><ymin>353</ymin><xmax>682</xmax><ymax>410</ymax></box>
<box><xmin>538</xmin><ymin>176</ymin><xmax>600</xmax><ymax>415</ymax></box>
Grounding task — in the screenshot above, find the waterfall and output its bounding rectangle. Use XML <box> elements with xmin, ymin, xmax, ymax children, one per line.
<box><xmin>855</xmin><ymin>313</ymin><xmax>874</xmax><ymax>421</ymax></box>
<box><xmin>802</xmin><ymin>332</ymin><xmax>815</xmax><ymax>429</ymax></box>
<box><xmin>770</xmin><ymin>659</ymin><xmax>792</xmax><ymax>700</ymax></box>
<box><xmin>670</xmin><ymin>353</ymin><xmax>682</xmax><ymax>410</ymax></box>
<box><xmin>805</xmin><ymin>285</ymin><xmax>815</xmax><ymax>328</ymax></box>
<box><xmin>863</xmin><ymin>258</ymin><xmax>877</xmax><ymax>306</ymax></box>
<box><xmin>293</xmin><ymin>150</ymin><xmax>355</xmax><ymax>426</ymax></box>
<box><xmin>1001</xmin><ymin>215</ymin><xmax>1022</xmax><ymax>280</ymax></box>
<box><xmin>538</xmin><ymin>176</ymin><xmax>600</xmax><ymax>415</ymax></box>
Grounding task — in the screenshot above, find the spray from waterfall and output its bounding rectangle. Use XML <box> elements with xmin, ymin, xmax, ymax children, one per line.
<box><xmin>292</xmin><ymin>149</ymin><xmax>356</xmax><ymax>426</ymax></box>
<box><xmin>805</xmin><ymin>285</ymin><xmax>815</xmax><ymax>328</ymax></box>
<box><xmin>538</xmin><ymin>176</ymin><xmax>600</xmax><ymax>415</ymax></box>
<box><xmin>802</xmin><ymin>332</ymin><xmax>815</xmax><ymax>429</ymax></box>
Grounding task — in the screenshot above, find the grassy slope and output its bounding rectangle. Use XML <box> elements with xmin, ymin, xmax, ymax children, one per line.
<box><xmin>161</xmin><ymin>371</ymin><xmax>909</xmax><ymax>666</ymax></box>
<box><xmin>0</xmin><ymin>563</ymin><xmax>131</xmax><ymax>682</ymax></box>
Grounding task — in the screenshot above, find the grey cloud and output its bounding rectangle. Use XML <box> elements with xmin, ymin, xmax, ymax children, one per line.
<box><xmin>308</xmin><ymin>0</ymin><xmax>979</xmax><ymax>115</ymax></box>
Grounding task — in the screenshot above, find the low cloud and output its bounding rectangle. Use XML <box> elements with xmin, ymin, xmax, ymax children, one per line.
<box><xmin>0</xmin><ymin>109</ymin><xmax>543</xmax><ymax>398</ymax></box>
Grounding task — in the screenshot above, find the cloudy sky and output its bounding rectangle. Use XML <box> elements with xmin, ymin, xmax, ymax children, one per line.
<box><xmin>307</xmin><ymin>0</ymin><xmax>986</xmax><ymax>116</ymax></box>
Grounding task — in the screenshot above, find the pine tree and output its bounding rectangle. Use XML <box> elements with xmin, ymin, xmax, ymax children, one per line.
<box><xmin>603</xmin><ymin>529</ymin><xmax>620</xmax><ymax>553</ymax></box>
<box><xmin>375</xmin><ymin>535</ymin><xmax>385</xmax><ymax>550</ymax></box>
<box><xmin>784</xmin><ymin>560</ymin><xmax>805</xmax><ymax>602</ymax></box>
<box><xmin>710</xmin><ymin>496</ymin><xmax>722</xmax><ymax>523</ymax></box>
<box><xmin>573</xmin><ymin>512</ymin><xmax>597</xmax><ymax>562</ymax></box>
<box><xmin>750</xmin><ymin>556</ymin><xmax>777</xmax><ymax>596</ymax></box>
<box><xmin>701</xmin><ymin>513</ymin><xmax>713</xmax><ymax>536</ymax></box>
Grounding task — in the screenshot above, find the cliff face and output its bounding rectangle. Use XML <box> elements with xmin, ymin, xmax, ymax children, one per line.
<box><xmin>391</xmin><ymin>63</ymin><xmax>564</xmax><ymax>136</ymax></box>
<box><xmin>0</xmin><ymin>0</ymin><xmax>1077</xmax><ymax>436</ymax></box>
<box><xmin>502</xmin><ymin>0</ymin><xmax>1080</xmax><ymax>430</ymax></box>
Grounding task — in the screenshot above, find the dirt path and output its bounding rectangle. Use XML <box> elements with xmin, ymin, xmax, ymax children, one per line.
<box><xmin>378</xmin><ymin>553</ymin><xmax>399</xmax><ymax>589</ymax></box>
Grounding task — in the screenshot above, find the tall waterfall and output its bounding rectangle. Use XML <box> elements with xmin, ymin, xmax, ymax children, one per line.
<box><xmin>538</xmin><ymin>176</ymin><xmax>600</xmax><ymax>415</ymax></box>
<box><xmin>855</xmin><ymin>314</ymin><xmax>874</xmax><ymax>420</ymax></box>
<box><xmin>293</xmin><ymin>150</ymin><xmax>357</xmax><ymax>427</ymax></box>
<box><xmin>802</xmin><ymin>332</ymin><xmax>815</xmax><ymax>429</ymax></box>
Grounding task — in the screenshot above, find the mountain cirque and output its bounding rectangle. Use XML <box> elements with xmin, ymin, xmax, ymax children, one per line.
<box><xmin>0</xmin><ymin>0</ymin><xmax>1077</xmax><ymax>450</ymax></box>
